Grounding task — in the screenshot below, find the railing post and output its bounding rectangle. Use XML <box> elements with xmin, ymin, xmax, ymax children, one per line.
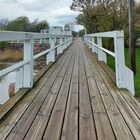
<box><xmin>97</xmin><ymin>37</ymin><xmax>107</xmax><ymax>63</ymax></box>
<box><xmin>91</xmin><ymin>37</ymin><xmax>95</xmax><ymax>53</ymax></box>
<box><xmin>64</xmin><ymin>37</ymin><xmax>67</xmax><ymax>49</ymax></box>
<box><xmin>89</xmin><ymin>36</ymin><xmax>92</xmax><ymax>49</ymax></box>
<box><xmin>84</xmin><ymin>36</ymin><xmax>86</xmax><ymax>43</ymax></box>
<box><xmin>15</xmin><ymin>40</ymin><xmax>34</xmax><ymax>92</ymax></box>
<box><xmin>114</xmin><ymin>34</ymin><xmax>126</xmax><ymax>88</ymax></box>
<box><xmin>46</xmin><ymin>37</ymin><xmax>55</xmax><ymax>64</ymax></box>
<box><xmin>23</xmin><ymin>40</ymin><xmax>34</xmax><ymax>88</ymax></box>
<box><xmin>15</xmin><ymin>39</ymin><xmax>34</xmax><ymax>91</ymax></box>
<box><xmin>57</xmin><ymin>37</ymin><xmax>63</xmax><ymax>55</ymax></box>
<box><xmin>114</xmin><ymin>31</ymin><xmax>135</xmax><ymax>95</ymax></box>
<box><xmin>68</xmin><ymin>37</ymin><xmax>71</xmax><ymax>47</ymax></box>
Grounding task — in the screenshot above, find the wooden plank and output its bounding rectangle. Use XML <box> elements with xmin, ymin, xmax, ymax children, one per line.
<box><xmin>84</xmin><ymin>46</ymin><xmax>135</xmax><ymax>140</ymax></box>
<box><xmin>0</xmin><ymin>60</ymin><xmax>67</xmax><ymax>138</ymax></box>
<box><xmin>79</xmin><ymin>41</ymin><xmax>97</xmax><ymax>140</ymax></box>
<box><xmin>0</xmin><ymin>47</ymin><xmax>73</xmax><ymax>140</ymax></box>
<box><xmin>24</xmin><ymin>46</ymin><xmax>76</xmax><ymax>140</ymax></box>
<box><xmin>0</xmin><ymin>48</ymin><xmax>67</xmax><ymax>121</ymax></box>
<box><xmin>99</xmin><ymin>59</ymin><xmax>140</xmax><ymax>119</ymax></box>
<box><xmin>61</xmin><ymin>41</ymin><xmax>79</xmax><ymax>140</ymax></box>
<box><xmin>81</xmin><ymin>43</ymin><xmax>116</xmax><ymax>140</ymax></box>
<box><xmin>3</xmin><ymin>46</ymin><xmax>74</xmax><ymax>140</ymax></box>
<box><xmin>5</xmin><ymin>48</ymin><xmax>74</xmax><ymax>140</ymax></box>
<box><xmin>42</xmin><ymin>43</ymin><xmax>76</xmax><ymax>140</ymax></box>
<box><xmin>120</xmin><ymin>89</ymin><xmax>140</xmax><ymax>119</ymax></box>
<box><xmin>87</xmin><ymin>50</ymin><xmax>140</xmax><ymax>139</ymax></box>
<box><xmin>0</xmin><ymin>88</ymin><xmax>29</xmax><ymax>120</ymax></box>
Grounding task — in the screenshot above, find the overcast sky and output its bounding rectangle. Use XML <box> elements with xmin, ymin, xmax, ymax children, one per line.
<box><xmin>1</xmin><ymin>0</ymin><xmax>139</xmax><ymax>31</ymax></box>
<box><xmin>0</xmin><ymin>0</ymin><xmax>84</xmax><ymax>30</ymax></box>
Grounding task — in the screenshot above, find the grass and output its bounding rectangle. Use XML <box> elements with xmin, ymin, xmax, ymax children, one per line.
<box><xmin>107</xmin><ymin>39</ymin><xmax>140</xmax><ymax>97</ymax></box>
<box><xmin>0</xmin><ymin>49</ymin><xmax>23</xmax><ymax>62</ymax></box>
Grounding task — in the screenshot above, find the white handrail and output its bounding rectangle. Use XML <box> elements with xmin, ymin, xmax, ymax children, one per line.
<box><xmin>84</xmin><ymin>30</ymin><xmax>135</xmax><ymax>95</ymax></box>
<box><xmin>0</xmin><ymin>31</ymin><xmax>72</xmax><ymax>41</ymax></box>
<box><xmin>0</xmin><ymin>31</ymin><xmax>73</xmax><ymax>92</ymax></box>
<box><xmin>33</xmin><ymin>40</ymin><xmax>72</xmax><ymax>60</ymax></box>
<box><xmin>85</xmin><ymin>30</ymin><xmax>124</xmax><ymax>38</ymax></box>
<box><xmin>86</xmin><ymin>40</ymin><xmax>115</xmax><ymax>57</ymax></box>
<box><xmin>0</xmin><ymin>60</ymin><xmax>29</xmax><ymax>77</ymax></box>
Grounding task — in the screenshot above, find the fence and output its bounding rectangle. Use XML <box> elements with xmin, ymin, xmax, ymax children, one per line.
<box><xmin>0</xmin><ymin>31</ymin><xmax>73</xmax><ymax>92</ymax></box>
<box><xmin>84</xmin><ymin>30</ymin><xmax>135</xmax><ymax>95</ymax></box>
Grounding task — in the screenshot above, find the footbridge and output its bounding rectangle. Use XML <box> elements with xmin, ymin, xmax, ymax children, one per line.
<box><xmin>0</xmin><ymin>30</ymin><xmax>140</xmax><ymax>140</ymax></box>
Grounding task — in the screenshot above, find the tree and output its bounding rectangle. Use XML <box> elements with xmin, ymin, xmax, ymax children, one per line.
<box><xmin>5</xmin><ymin>17</ymin><xmax>49</xmax><ymax>33</ymax></box>
<box><xmin>74</xmin><ymin>1</ymin><xmax>128</xmax><ymax>32</ymax></box>
<box><xmin>30</xmin><ymin>19</ymin><xmax>49</xmax><ymax>32</ymax></box>
<box><xmin>64</xmin><ymin>24</ymin><xmax>71</xmax><ymax>31</ymax></box>
<box><xmin>128</xmin><ymin>0</ymin><xmax>136</xmax><ymax>73</ymax></box>
<box><xmin>79</xmin><ymin>29</ymin><xmax>85</xmax><ymax>37</ymax></box>
<box><xmin>70</xmin><ymin>0</ymin><xmax>94</xmax><ymax>11</ymax></box>
<box><xmin>135</xmin><ymin>3</ymin><xmax>140</xmax><ymax>40</ymax></box>
<box><xmin>6</xmin><ymin>16</ymin><xmax>29</xmax><ymax>31</ymax></box>
<box><xmin>72</xmin><ymin>31</ymin><xmax>78</xmax><ymax>38</ymax></box>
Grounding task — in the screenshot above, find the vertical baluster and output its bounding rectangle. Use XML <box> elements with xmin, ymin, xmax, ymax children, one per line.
<box><xmin>91</xmin><ymin>37</ymin><xmax>95</xmax><ymax>53</ymax></box>
<box><xmin>97</xmin><ymin>37</ymin><xmax>107</xmax><ymax>63</ymax></box>
<box><xmin>23</xmin><ymin>40</ymin><xmax>34</xmax><ymax>88</ymax></box>
<box><xmin>57</xmin><ymin>37</ymin><xmax>63</xmax><ymax>55</ymax></box>
<box><xmin>46</xmin><ymin>37</ymin><xmax>55</xmax><ymax>64</ymax></box>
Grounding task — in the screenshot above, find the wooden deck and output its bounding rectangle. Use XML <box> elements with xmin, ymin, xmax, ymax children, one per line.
<box><xmin>0</xmin><ymin>39</ymin><xmax>140</xmax><ymax>140</ymax></box>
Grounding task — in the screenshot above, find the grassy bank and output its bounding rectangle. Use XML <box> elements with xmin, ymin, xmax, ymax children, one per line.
<box><xmin>107</xmin><ymin>40</ymin><xmax>140</xmax><ymax>97</ymax></box>
<box><xmin>0</xmin><ymin>49</ymin><xmax>23</xmax><ymax>62</ymax></box>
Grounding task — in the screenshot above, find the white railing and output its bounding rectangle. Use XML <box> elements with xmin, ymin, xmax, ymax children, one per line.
<box><xmin>84</xmin><ymin>30</ymin><xmax>135</xmax><ymax>95</ymax></box>
<box><xmin>0</xmin><ymin>31</ymin><xmax>73</xmax><ymax>92</ymax></box>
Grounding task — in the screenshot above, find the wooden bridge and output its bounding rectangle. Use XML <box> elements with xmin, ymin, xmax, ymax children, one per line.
<box><xmin>0</xmin><ymin>31</ymin><xmax>140</xmax><ymax>140</ymax></box>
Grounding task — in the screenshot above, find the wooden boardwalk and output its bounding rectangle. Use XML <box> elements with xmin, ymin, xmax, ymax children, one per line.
<box><xmin>0</xmin><ymin>39</ymin><xmax>140</xmax><ymax>140</ymax></box>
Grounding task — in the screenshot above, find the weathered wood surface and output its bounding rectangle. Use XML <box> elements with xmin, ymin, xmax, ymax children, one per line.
<box><xmin>0</xmin><ymin>39</ymin><xmax>140</xmax><ymax>140</ymax></box>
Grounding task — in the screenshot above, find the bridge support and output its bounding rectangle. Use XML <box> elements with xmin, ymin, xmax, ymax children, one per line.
<box><xmin>64</xmin><ymin>37</ymin><xmax>67</xmax><ymax>50</ymax></box>
<box><xmin>15</xmin><ymin>40</ymin><xmax>34</xmax><ymax>91</ymax></box>
<box><xmin>57</xmin><ymin>37</ymin><xmax>63</xmax><ymax>55</ymax></box>
<box><xmin>91</xmin><ymin>37</ymin><xmax>95</xmax><ymax>53</ymax></box>
<box><xmin>114</xmin><ymin>36</ymin><xmax>134</xmax><ymax>95</ymax></box>
<box><xmin>46</xmin><ymin>37</ymin><xmax>55</xmax><ymax>64</ymax></box>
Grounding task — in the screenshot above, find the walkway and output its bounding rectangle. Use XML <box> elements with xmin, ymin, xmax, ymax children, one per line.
<box><xmin>0</xmin><ymin>39</ymin><xmax>140</xmax><ymax>140</ymax></box>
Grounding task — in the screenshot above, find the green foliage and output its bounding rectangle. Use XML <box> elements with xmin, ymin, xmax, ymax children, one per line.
<box><xmin>79</xmin><ymin>29</ymin><xmax>85</xmax><ymax>37</ymax></box>
<box><xmin>77</xmin><ymin>0</ymin><xmax>128</xmax><ymax>33</ymax></box>
<box><xmin>0</xmin><ymin>16</ymin><xmax>49</xmax><ymax>32</ymax></box>
<box><xmin>0</xmin><ymin>16</ymin><xmax>49</xmax><ymax>51</ymax></box>
<box><xmin>7</xmin><ymin>16</ymin><xmax>29</xmax><ymax>31</ymax></box>
<box><xmin>0</xmin><ymin>42</ymin><xmax>8</xmax><ymax>51</ymax></box>
<box><xmin>72</xmin><ymin>31</ymin><xmax>78</xmax><ymax>38</ymax></box>
<box><xmin>30</xmin><ymin>19</ymin><xmax>49</xmax><ymax>32</ymax></box>
<box><xmin>64</xmin><ymin>24</ymin><xmax>71</xmax><ymax>31</ymax></box>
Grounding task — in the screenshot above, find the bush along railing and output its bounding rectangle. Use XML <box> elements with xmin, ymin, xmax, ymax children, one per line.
<box><xmin>0</xmin><ymin>31</ymin><xmax>73</xmax><ymax>92</ymax></box>
<box><xmin>84</xmin><ymin>30</ymin><xmax>135</xmax><ymax>95</ymax></box>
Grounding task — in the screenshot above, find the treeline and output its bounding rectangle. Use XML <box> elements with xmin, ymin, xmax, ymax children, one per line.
<box><xmin>71</xmin><ymin>0</ymin><xmax>140</xmax><ymax>47</ymax></box>
<box><xmin>0</xmin><ymin>16</ymin><xmax>49</xmax><ymax>32</ymax></box>
<box><xmin>0</xmin><ymin>16</ymin><xmax>49</xmax><ymax>50</ymax></box>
